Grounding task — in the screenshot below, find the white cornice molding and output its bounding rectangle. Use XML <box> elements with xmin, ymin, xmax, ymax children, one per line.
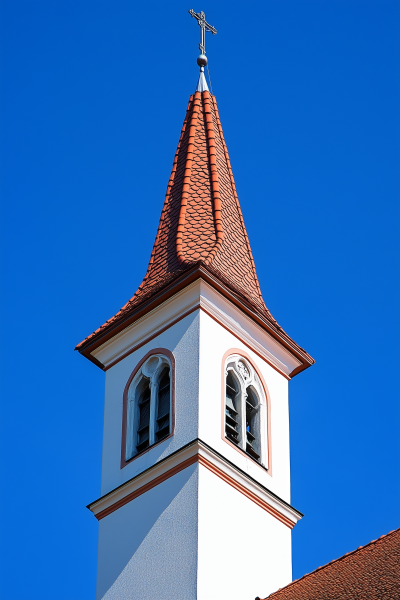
<box><xmin>199</xmin><ymin>293</ymin><xmax>295</xmax><ymax>377</ymax></box>
<box><xmin>88</xmin><ymin>440</ymin><xmax>302</xmax><ymax>529</ymax></box>
<box><xmin>91</xmin><ymin>280</ymin><xmax>300</xmax><ymax>377</ymax></box>
<box><xmin>197</xmin><ymin>442</ymin><xmax>301</xmax><ymax>528</ymax></box>
<box><xmin>91</xmin><ymin>280</ymin><xmax>202</xmax><ymax>367</ymax></box>
<box><xmin>198</xmin><ymin>280</ymin><xmax>301</xmax><ymax>375</ymax></box>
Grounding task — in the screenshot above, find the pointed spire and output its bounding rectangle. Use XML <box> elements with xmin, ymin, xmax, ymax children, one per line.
<box><xmin>77</xmin><ymin>90</ymin><xmax>280</xmax><ymax>347</ymax></box>
<box><xmin>76</xmin><ymin>90</ymin><xmax>314</xmax><ymax>374</ymax></box>
<box><xmin>130</xmin><ymin>90</ymin><xmax>267</xmax><ymax>311</ymax></box>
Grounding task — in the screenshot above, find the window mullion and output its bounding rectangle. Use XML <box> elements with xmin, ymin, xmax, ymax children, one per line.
<box><xmin>240</xmin><ymin>385</ymin><xmax>246</xmax><ymax>451</ymax></box>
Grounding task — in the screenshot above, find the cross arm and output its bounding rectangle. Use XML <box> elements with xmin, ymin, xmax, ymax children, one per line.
<box><xmin>188</xmin><ymin>9</ymin><xmax>217</xmax><ymax>35</ymax></box>
<box><xmin>204</xmin><ymin>20</ymin><xmax>217</xmax><ymax>35</ymax></box>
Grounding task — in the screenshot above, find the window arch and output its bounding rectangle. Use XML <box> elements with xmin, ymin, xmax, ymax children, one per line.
<box><xmin>122</xmin><ymin>350</ymin><xmax>174</xmax><ymax>465</ymax></box>
<box><xmin>224</xmin><ymin>354</ymin><xmax>269</xmax><ymax>468</ymax></box>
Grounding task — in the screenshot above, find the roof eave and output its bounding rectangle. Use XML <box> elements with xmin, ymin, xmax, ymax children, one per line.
<box><xmin>76</xmin><ymin>265</ymin><xmax>314</xmax><ymax>376</ymax></box>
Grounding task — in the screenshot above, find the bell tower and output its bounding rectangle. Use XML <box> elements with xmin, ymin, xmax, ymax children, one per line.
<box><xmin>77</xmin><ymin>12</ymin><xmax>314</xmax><ymax>600</ymax></box>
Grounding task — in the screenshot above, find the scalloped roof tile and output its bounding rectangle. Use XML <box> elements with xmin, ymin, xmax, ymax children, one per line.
<box><xmin>259</xmin><ymin>527</ymin><xmax>400</xmax><ymax>600</ymax></box>
<box><xmin>76</xmin><ymin>90</ymin><xmax>312</xmax><ymax>361</ymax></box>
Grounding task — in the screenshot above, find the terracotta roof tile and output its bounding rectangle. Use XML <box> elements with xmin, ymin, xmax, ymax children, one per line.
<box><xmin>76</xmin><ymin>90</ymin><xmax>313</xmax><ymax>362</ymax></box>
<box><xmin>258</xmin><ymin>527</ymin><xmax>400</xmax><ymax>600</ymax></box>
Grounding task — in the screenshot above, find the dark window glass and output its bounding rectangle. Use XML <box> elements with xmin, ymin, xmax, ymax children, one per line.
<box><xmin>225</xmin><ymin>371</ymin><xmax>240</xmax><ymax>444</ymax></box>
<box><xmin>246</xmin><ymin>387</ymin><xmax>260</xmax><ymax>461</ymax></box>
<box><xmin>137</xmin><ymin>383</ymin><xmax>150</xmax><ymax>452</ymax></box>
<box><xmin>156</xmin><ymin>369</ymin><xmax>170</xmax><ymax>441</ymax></box>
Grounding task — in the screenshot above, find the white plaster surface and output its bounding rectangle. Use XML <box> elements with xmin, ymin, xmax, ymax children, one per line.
<box><xmin>100</xmin><ymin>311</ymin><xmax>200</xmax><ymax>496</ymax></box>
<box><xmin>97</xmin><ymin>461</ymin><xmax>292</xmax><ymax>600</ymax></box>
<box><xmin>94</xmin><ymin>287</ymin><xmax>298</xmax><ymax>599</ymax></box>
<box><xmin>97</xmin><ymin>464</ymin><xmax>198</xmax><ymax>600</ymax></box>
<box><xmin>198</xmin><ymin>310</ymin><xmax>292</xmax><ymax>503</ymax></box>
<box><xmin>197</xmin><ymin>464</ymin><xmax>292</xmax><ymax>600</ymax></box>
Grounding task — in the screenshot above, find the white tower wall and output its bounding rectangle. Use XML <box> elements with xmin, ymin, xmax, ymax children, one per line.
<box><xmin>97</xmin><ymin>464</ymin><xmax>199</xmax><ymax>600</ymax></box>
<box><xmin>100</xmin><ymin>310</ymin><xmax>200</xmax><ymax>496</ymax></box>
<box><xmin>198</xmin><ymin>464</ymin><xmax>292</xmax><ymax>600</ymax></box>
<box><xmin>88</xmin><ymin>282</ymin><xmax>303</xmax><ymax>599</ymax></box>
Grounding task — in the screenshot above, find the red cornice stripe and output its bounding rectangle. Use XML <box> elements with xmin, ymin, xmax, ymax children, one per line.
<box><xmin>198</xmin><ymin>455</ymin><xmax>294</xmax><ymax>529</ymax></box>
<box><xmin>92</xmin><ymin>451</ymin><xmax>296</xmax><ymax>529</ymax></box>
<box><xmin>95</xmin><ymin>454</ymin><xmax>197</xmax><ymax>521</ymax></box>
<box><xmin>101</xmin><ymin>302</ymin><xmax>291</xmax><ymax>379</ymax></box>
<box><xmin>103</xmin><ymin>305</ymin><xmax>200</xmax><ymax>371</ymax></box>
<box><xmin>79</xmin><ymin>266</ymin><xmax>313</xmax><ymax>374</ymax></box>
<box><xmin>201</xmin><ymin>306</ymin><xmax>291</xmax><ymax>380</ymax></box>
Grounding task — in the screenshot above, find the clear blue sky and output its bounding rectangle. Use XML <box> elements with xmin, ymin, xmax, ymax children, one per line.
<box><xmin>1</xmin><ymin>1</ymin><xmax>399</xmax><ymax>598</ymax></box>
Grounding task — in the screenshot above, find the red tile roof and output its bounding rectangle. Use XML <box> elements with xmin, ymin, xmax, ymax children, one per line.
<box><xmin>76</xmin><ymin>90</ymin><xmax>313</xmax><ymax>367</ymax></box>
<box><xmin>134</xmin><ymin>91</ymin><xmax>267</xmax><ymax>310</ymax></box>
<box><xmin>258</xmin><ymin>527</ymin><xmax>400</xmax><ymax>600</ymax></box>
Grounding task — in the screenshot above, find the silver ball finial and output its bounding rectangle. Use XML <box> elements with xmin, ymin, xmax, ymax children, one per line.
<box><xmin>197</xmin><ymin>54</ymin><xmax>207</xmax><ymax>67</ymax></box>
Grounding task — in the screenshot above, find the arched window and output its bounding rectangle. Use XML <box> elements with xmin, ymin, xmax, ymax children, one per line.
<box><xmin>224</xmin><ymin>356</ymin><xmax>267</xmax><ymax>466</ymax></box>
<box><xmin>125</xmin><ymin>354</ymin><xmax>172</xmax><ymax>461</ymax></box>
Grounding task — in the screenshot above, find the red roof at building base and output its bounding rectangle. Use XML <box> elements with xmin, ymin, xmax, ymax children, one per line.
<box><xmin>258</xmin><ymin>527</ymin><xmax>400</xmax><ymax>600</ymax></box>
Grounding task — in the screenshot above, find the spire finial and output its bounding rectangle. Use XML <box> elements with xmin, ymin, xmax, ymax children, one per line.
<box><xmin>188</xmin><ymin>9</ymin><xmax>217</xmax><ymax>70</ymax></box>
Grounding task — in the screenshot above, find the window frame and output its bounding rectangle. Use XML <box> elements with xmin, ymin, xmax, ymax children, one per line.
<box><xmin>222</xmin><ymin>349</ymin><xmax>272</xmax><ymax>474</ymax></box>
<box><xmin>121</xmin><ymin>348</ymin><xmax>175</xmax><ymax>469</ymax></box>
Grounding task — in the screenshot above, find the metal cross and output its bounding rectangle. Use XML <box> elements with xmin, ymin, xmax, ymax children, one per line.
<box><xmin>189</xmin><ymin>9</ymin><xmax>217</xmax><ymax>55</ymax></box>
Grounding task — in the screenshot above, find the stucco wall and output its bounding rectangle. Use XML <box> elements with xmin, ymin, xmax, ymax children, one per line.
<box><xmin>97</xmin><ymin>464</ymin><xmax>198</xmax><ymax>600</ymax></box>
<box><xmin>197</xmin><ymin>464</ymin><xmax>292</xmax><ymax>600</ymax></box>
<box><xmin>100</xmin><ymin>310</ymin><xmax>200</xmax><ymax>496</ymax></box>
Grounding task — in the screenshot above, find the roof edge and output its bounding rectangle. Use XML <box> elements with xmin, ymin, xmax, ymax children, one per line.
<box><xmin>262</xmin><ymin>526</ymin><xmax>400</xmax><ymax>600</ymax></box>
<box><xmin>76</xmin><ymin>265</ymin><xmax>314</xmax><ymax>374</ymax></box>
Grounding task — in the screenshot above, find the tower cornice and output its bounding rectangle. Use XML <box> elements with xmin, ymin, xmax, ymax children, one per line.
<box><xmin>87</xmin><ymin>438</ymin><xmax>303</xmax><ymax>529</ymax></box>
<box><xmin>76</xmin><ymin>264</ymin><xmax>314</xmax><ymax>376</ymax></box>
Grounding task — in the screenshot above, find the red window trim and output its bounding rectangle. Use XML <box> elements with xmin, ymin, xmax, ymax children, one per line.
<box><xmin>221</xmin><ymin>348</ymin><xmax>273</xmax><ymax>476</ymax></box>
<box><xmin>120</xmin><ymin>348</ymin><xmax>176</xmax><ymax>469</ymax></box>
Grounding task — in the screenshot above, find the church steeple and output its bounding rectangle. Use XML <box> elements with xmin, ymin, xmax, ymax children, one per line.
<box><xmin>78</xmin><ymin>13</ymin><xmax>314</xmax><ymax>600</ymax></box>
